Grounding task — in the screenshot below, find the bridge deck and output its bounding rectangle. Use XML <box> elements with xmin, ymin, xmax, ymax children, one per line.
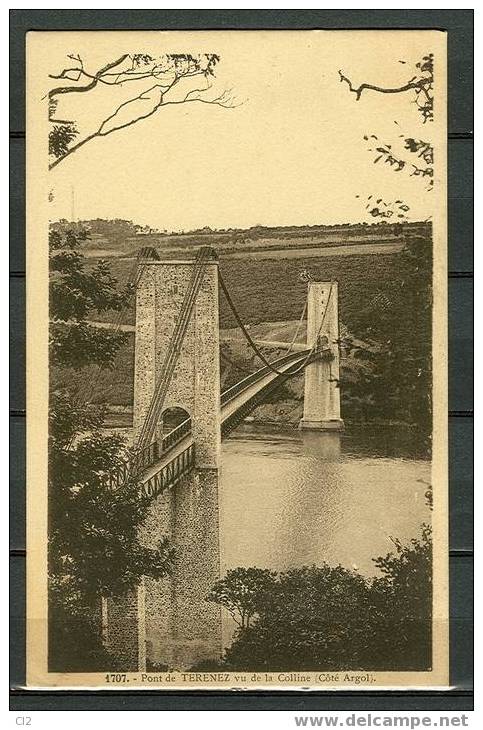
<box><xmin>140</xmin><ymin>349</ymin><xmax>310</xmax><ymax>486</ymax></box>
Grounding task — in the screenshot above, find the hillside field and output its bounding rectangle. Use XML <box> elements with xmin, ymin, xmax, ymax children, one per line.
<box><xmin>53</xmin><ymin>246</ymin><xmax>423</xmax><ymax>410</ymax></box>
<box><xmin>94</xmin><ymin>249</ymin><xmax>409</xmax><ymax>331</ymax></box>
<box><xmin>76</xmin><ymin>218</ymin><xmax>428</xmax><ymax>260</ymax></box>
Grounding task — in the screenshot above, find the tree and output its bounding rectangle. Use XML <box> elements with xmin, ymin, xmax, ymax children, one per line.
<box><xmin>48</xmin><ymin>222</ymin><xmax>173</xmax><ymax>671</ymax></box>
<box><xmin>219</xmin><ymin>564</ymin><xmax>371</xmax><ymax>671</ymax></box>
<box><xmin>348</xmin><ymin>233</ymin><xmax>432</xmax><ymax>437</ymax></box>
<box><xmin>207</xmin><ymin>567</ymin><xmax>277</xmax><ymax>629</ymax></box>
<box><xmin>209</xmin><ymin>527</ymin><xmax>432</xmax><ymax>672</ymax></box>
<box><xmin>367</xmin><ymin>524</ymin><xmax>432</xmax><ymax>670</ymax></box>
<box><xmin>48</xmin><ymin>52</ymin><xmax>236</xmax><ymax>169</ymax></box>
<box><xmin>339</xmin><ymin>54</ymin><xmax>434</xmax><ymax>123</ymax></box>
<box><xmin>340</xmin><ymin>54</ymin><xmax>435</xmax><ymax>194</ymax></box>
<box><xmin>48</xmin><ymin>393</ymin><xmax>174</xmax><ymax>670</ymax></box>
<box><xmin>49</xmin><ymin>394</ymin><xmax>173</xmax><ymax>602</ymax></box>
<box><xmin>338</xmin><ymin>54</ymin><xmax>434</xmax><ymax>437</ymax></box>
<box><xmin>49</xmin><ymin>223</ymin><xmax>130</xmax><ymax>370</ymax></box>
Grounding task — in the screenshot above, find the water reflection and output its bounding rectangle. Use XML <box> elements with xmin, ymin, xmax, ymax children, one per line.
<box><xmin>340</xmin><ymin>424</ymin><xmax>431</xmax><ymax>460</ymax></box>
<box><xmin>220</xmin><ymin>425</ymin><xmax>431</xmax><ymax>579</ymax></box>
<box><xmin>302</xmin><ymin>431</ymin><xmax>342</xmax><ymax>461</ymax></box>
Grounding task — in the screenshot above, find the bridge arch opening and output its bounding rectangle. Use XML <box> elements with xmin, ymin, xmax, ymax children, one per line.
<box><xmin>157</xmin><ymin>406</ymin><xmax>192</xmax><ymax>452</ymax></box>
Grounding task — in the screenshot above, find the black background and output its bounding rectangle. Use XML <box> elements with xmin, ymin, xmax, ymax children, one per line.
<box><xmin>9</xmin><ymin>9</ymin><xmax>474</xmax><ymax>712</ymax></box>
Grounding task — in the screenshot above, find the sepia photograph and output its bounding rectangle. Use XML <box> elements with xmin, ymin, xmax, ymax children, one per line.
<box><xmin>25</xmin><ymin>29</ymin><xmax>448</xmax><ymax>689</ymax></box>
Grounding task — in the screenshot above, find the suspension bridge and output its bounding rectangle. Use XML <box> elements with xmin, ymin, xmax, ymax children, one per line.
<box><xmin>97</xmin><ymin>246</ymin><xmax>343</xmax><ymax>672</ymax></box>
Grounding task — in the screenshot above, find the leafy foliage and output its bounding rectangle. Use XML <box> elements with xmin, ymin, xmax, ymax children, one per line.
<box><xmin>49</xmin><ymin>224</ymin><xmax>130</xmax><ymax>369</ymax></box>
<box><xmin>49</xmin><ymin>123</ymin><xmax>79</xmax><ymax>159</ymax></box>
<box><xmin>366</xmin><ymin>524</ymin><xmax>432</xmax><ymax>669</ymax></box>
<box><xmin>363</xmin><ymin>134</ymin><xmax>434</xmax><ymax>192</ymax></box>
<box><xmin>48</xmin><ymin>222</ymin><xmax>173</xmax><ymax>671</ymax></box>
<box><xmin>357</xmin><ymin>192</ymin><xmax>410</xmax><ymax>220</ymax></box>
<box><xmin>414</xmin><ymin>55</ymin><xmax>434</xmax><ymax>123</ymax></box>
<box><xmin>49</xmin><ymin>392</ymin><xmax>173</xmax><ymax>605</ymax></box>
<box><xmin>48</xmin><ymin>393</ymin><xmax>174</xmax><ymax>671</ymax></box>
<box><xmin>345</xmin><ymin>235</ymin><xmax>432</xmax><ymax>436</ymax></box>
<box><xmin>210</xmin><ymin>527</ymin><xmax>432</xmax><ymax>671</ymax></box>
<box><xmin>51</xmin><ymin>322</ymin><xmax>128</xmax><ymax>371</ymax></box>
<box><xmin>50</xmin><ymin>225</ymin><xmax>130</xmax><ymax>319</ymax></box>
<box><xmin>207</xmin><ymin>568</ymin><xmax>277</xmax><ymax>629</ymax></box>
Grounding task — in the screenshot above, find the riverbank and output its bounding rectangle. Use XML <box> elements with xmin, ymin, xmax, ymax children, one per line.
<box><xmin>101</xmin><ymin>405</ymin><xmax>430</xmax><ymax>459</ymax></box>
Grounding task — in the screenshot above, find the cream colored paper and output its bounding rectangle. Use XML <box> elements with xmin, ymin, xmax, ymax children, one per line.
<box><xmin>26</xmin><ymin>29</ymin><xmax>448</xmax><ymax>690</ymax></box>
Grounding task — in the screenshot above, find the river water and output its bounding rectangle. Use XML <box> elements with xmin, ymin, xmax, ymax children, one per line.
<box><xmin>109</xmin><ymin>422</ymin><xmax>431</xmax><ymax>576</ymax></box>
<box><xmin>219</xmin><ymin>425</ymin><xmax>431</xmax><ymax>578</ymax></box>
<box><xmin>104</xmin><ymin>421</ymin><xmax>431</xmax><ymax>649</ymax></box>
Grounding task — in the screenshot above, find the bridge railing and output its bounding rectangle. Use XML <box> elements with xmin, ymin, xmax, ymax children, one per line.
<box><xmin>220</xmin><ymin>349</ymin><xmax>310</xmax><ymax>406</ymax></box>
<box><xmin>104</xmin><ymin>346</ymin><xmax>325</xmax><ymax>492</ymax></box>
<box><xmin>104</xmin><ymin>439</ymin><xmax>159</xmax><ymax>491</ymax></box>
<box><xmin>142</xmin><ymin>443</ymin><xmax>195</xmax><ymax>500</ymax></box>
<box><xmin>104</xmin><ymin>418</ymin><xmax>193</xmax><ymax>491</ymax></box>
<box><xmin>161</xmin><ymin>417</ymin><xmax>191</xmax><ymax>453</ymax></box>
<box><xmin>133</xmin><ymin>440</ymin><xmax>159</xmax><ymax>474</ymax></box>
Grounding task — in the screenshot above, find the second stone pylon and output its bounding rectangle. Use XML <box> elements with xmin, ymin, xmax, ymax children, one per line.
<box><xmin>299</xmin><ymin>280</ymin><xmax>344</xmax><ymax>432</ymax></box>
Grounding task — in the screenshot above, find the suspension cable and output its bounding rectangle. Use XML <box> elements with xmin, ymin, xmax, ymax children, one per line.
<box><xmin>64</xmin><ymin>250</ymin><xmax>155</xmax><ymax>452</ymax></box>
<box><xmin>136</xmin><ymin>246</ymin><xmax>213</xmax><ymax>450</ymax></box>
<box><xmin>218</xmin><ymin>271</ymin><xmax>333</xmax><ymax>376</ymax></box>
<box><xmin>219</xmin><ymin>293</ymin><xmax>307</xmax><ymax>374</ymax></box>
<box><xmin>286</xmin><ymin>297</ymin><xmax>308</xmax><ymax>354</ymax></box>
<box><xmin>75</xmin><ymin>251</ymin><xmax>150</xmax><ymax>408</ymax></box>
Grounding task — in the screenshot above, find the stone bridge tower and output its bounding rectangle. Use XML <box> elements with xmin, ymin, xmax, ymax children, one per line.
<box><xmin>133</xmin><ymin>258</ymin><xmax>221</xmax><ymax>467</ymax></box>
<box><xmin>299</xmin><ymin>281</ymin><xmax>344</xmax><ymax>431</ymax></box>
<box><xmin>105</xmin><ymin>257</ymin><xmax>222</xmax><ymax>671</ymax></box>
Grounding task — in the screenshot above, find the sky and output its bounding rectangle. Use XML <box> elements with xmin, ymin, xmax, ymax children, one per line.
<box><xmin>40</xmin><ymin>30</ymin><xmax>444</xmax><ymax>231</ymax></box>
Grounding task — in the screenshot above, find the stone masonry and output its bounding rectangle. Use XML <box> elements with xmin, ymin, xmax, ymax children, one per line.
<box><xmin>106</xmin><ymin>259</ymin><xmax>222</xmax><ymax>671</ymax></box>
<box><xmin>299</xmin><ymin>281</ymin><xmax>344</xmax><ymax>431</ymax></box>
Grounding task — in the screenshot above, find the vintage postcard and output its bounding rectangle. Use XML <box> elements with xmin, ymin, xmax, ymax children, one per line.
<box><xmin>26</xmin><ymin>29</ymin><xmax>448</xmax><ymax>689</ymax></box>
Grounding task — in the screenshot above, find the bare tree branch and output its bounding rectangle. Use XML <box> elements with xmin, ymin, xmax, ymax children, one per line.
<box><xmin>338</xmin><ymin>55</ymin><xmax>434</xmax><ymax>123</ymax></box>
<box><xmin>338</xmin><ymin>70</ymin><xmax>431</xmax><ymax>101</ymax></box>
<box><xmin>48</xmin><ymin>52</ymin><xmax>236</xmax><ymax>169</ymax></box>
<box><xmin>49</xmin><ymin>132</ymin><xmax>98</xmax><ymax>170</ymax></box>
<box><xmin>49</xmin><ymin>54</ymin><xmax>130</xmax><ymax>99</ymax></box>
